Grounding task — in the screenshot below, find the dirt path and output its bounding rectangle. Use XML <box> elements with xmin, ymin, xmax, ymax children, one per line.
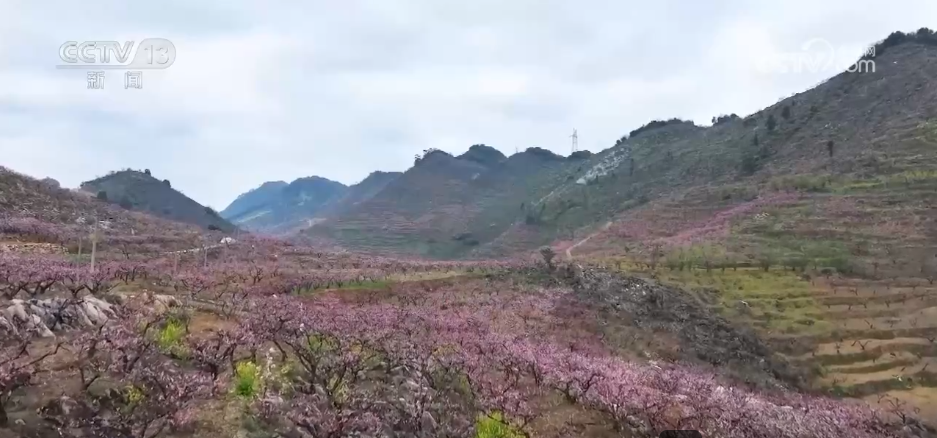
<box><xmin>566</xmin><ymin>221</ymin><xmax>612</xmax><ymax>260</ymax></box>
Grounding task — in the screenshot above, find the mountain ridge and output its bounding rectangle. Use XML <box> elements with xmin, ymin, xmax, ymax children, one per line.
<box><xmin>220</xmin><ymin>29</ymin><xmax>937</xmax><ymax>260</ymax></box>
<box><xmin>79</xmin><ymin>169</ymin><xmax>235</xmax><ymax>232</ymax></box>
<box><xmin>306</xmin><ymin>31</ymin><xmax>937</xmax><ymax>258</ymax></box>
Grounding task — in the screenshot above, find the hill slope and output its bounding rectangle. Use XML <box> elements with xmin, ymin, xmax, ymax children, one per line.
<box><xmin>545</xmin><ymin>32</ymin><xmax>937</xmax><ymax>424</ymax></box>
<box><xmin>220</xmin><ymin>180</ymin><xmax>287</xmax><ymax>219</ymax></box>
<box><xmin>221</xmin><ymin>176</ymin><xmax>347</xmax><ymax>233</ymax></box>
<box><xmin>0</xmin><ymin>166</ymin><xmax>204</xmax><ymax>238</ymax></box>
<box><xmin>528</xmin><ymin>33</ymin><xmax>937</xmax><ymax>260</ymax></box>
<box><xmin>306</xmin><ymin>146</ymin><xmax>581</xmax><ymax>258</ymax></box>
<box><xmin>318</xmin><ymin>171</ymin><xmax>402</xmax><ymax>217</ymax></box>
<box><xmin>299</xmin><ymin>31</ymin><xmax>937</xmax><ymax>260</ymax></box>
<box><xmin>79</xmin><ymin>170</ymin><xmax>235</xmax><ymax>232</ymax></box>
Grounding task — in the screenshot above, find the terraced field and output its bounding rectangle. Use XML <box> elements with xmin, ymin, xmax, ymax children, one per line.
<box><xmin>591</xmin><ymin>260</ymin><xmax>937</xmax><ymax>425</ymax></box>
<box><xmin>563</xmin><ymin>162</ymin><xmax>937</xmax><ymax>424</ymax></box>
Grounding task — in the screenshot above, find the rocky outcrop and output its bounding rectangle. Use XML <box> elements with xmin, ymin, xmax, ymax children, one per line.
<box><xmin>0</xmin><ymin>292</ymin><xmax>186</xmax><ymax>338</ymax></box>
<box><xmin>0</xmin><ymin>296</ymin><xmax>116</xmax><ymax>337</ymax></box>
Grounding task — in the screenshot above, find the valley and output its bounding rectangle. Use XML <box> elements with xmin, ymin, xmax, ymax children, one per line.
<box><xmin>1</xmin><ymin>29</ymin><xmax>937</xmax><ymax>438</ymax></box>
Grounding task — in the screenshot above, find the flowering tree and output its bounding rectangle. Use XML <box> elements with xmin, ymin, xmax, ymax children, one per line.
<box><xmin>61</xmin><ymin>310</ymin><xmax>213</xmax><ymax>438</ymax></box>
<box><xmin>0</xmin><ymin>334</ymin><xmax>62</xmax><ymax>427</ymax></box>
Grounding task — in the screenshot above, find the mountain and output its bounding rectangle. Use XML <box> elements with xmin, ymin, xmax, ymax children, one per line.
<box><xmin>79</xmin><ymin>169</ymin><xmax>235</xmax><ymax>232</ymax></box>
<box><xmin>306</xmin><ymin>146</ymin><xmax>580</xmax><ymax>257</ymax></box>
<box><xmin>456</xmin><ymin>144</ymin><xmax>507</xmax><ymax>166</ymax></box>
<box><xmin>221</xmin><ymin>176</ymin><xmax>347</xmax><ymax>233</ymax></box>
<box><xmin>220</xmin><ymin>181</ymin><xmax>288</xmax><ymax>219</ymax></box>
<box><xmin>301</xmin><ymin>30</ymin><xmax>937</xmax><ymax>260</ymax></box>
<box><xmin>0</xmin><ymin>166</ymin><xmax>204</xmax><ymax>238</ymax></box>
<box><xmin>319</xmin><ymin>171</ymin><xmax>402</xmax><ymax>216</ymax></box>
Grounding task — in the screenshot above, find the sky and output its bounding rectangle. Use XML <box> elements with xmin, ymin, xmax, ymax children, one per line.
<box><xmin>1</xmin><ymin>1</ymin><xmax>934</xmax><ymax>210</ymax></box>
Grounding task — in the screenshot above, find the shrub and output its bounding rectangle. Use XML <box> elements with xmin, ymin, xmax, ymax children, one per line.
<box><xmin>233</xmin><ymin>361</ymin><xmax>263</xmax><ymax>399</ymax></box>
<box><xmin>525</xmin><ymin>147</ymin><xmax>564</xmax><ymax>161</ymax></box>
<box><xmin>712</xmin><ymin>114</ymin><xmax>740</xmax><ymax>125</ymax></box>
<box><xmin>156</xmin><ymin>317</ymin><xmax>186</xmax><ymax>354</ymax></box>
<box><xmin>766</xmin><ymin>114</ymin><xmax>777</xmax><ymax>132</ymax></box>
<box><xmin>539</xmin><ymin>246</ymin><xmax>557</xmax><ymax>270</ymax></box>
<box><xmin>124</xmin><ymin>384</ymin><xmax>145</xmax><ymax>405</ymax></box>
<box><xmin>863</xmin><ymin>28</ymin><xmax>937</xmax><ymax>60</ymax></box>
<box><xmin>96</xmin><ymin>191</ymin><xmax>108</xmax><ymax>201</ymax></box>
<box><xmin>629</xmin><ymin>118</ymin><xmax>695</xmax><ymax>138</ymax></box>
<box><xmin>781</xmin><ymin>105</ymin><xmax>791</xmax><ymax>120</ymax></box>
<box><xmin>163</xmin><ymin>179</ymin><xmax>171</xmax><ymax>187</ymax></box>
<box><xmin>740</xmin><ymin>146</ymin><xmax>769</xmax><ymax>176</ymax></box>
<box><xmin>144</xmin><ymin>169</ymin><xmax>151</xmax><ymax>176</ymax></box>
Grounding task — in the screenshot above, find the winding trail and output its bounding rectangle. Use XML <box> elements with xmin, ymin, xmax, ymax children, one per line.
<box><xmin>565</xmin><ymin>221</ymin><xmax>612</xmax><ymax>260</ymax></box>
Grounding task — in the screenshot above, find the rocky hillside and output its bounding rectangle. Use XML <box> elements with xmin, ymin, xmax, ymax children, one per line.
<box><xmin>304</xmin><ymin>30</ymin><xmax>935</xmax><ymax>259</ymax></box>
<box><xmin>79</xmin><ymin>170</ymin><xmax>235</xmax><ymax>232</ymax></box>
<box><xmin>529</xmin><ymin>31</ymin><xmax>937</xmax><ymax>261</ymax></box>
<box><xmin>224</xmin><ymin>31</ymin><xmax>937</xmax><ymax>260</ymax></box>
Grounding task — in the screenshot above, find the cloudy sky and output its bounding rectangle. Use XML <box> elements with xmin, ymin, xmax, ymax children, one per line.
<box><xmin>1</xmin><ymin>1</ymin><xmax>933</xmax><ymax>209</ymax></box>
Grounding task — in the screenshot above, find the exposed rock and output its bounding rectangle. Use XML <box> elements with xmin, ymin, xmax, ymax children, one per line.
<box><xmin>420</xmin><ymin>411</ymin><xmax>438</xmax><ymax>431</ymax></box>
<box><xmin>142</xmin><ymin>292</ymin><xmax>179</xmax><ymax>312</ymax></box>
<box><xmin>0</xmin><ymin>295</ymin><xmax>119</xmax><ymax>337</ymax></box>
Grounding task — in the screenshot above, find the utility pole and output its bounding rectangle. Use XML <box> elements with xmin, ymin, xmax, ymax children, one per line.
<box><xmin>570</xmin><ymin>129</ymin><xmax>579</xmax><ymax>154</ymax></box>
<box><xmin>89</xmin><ymin>223</ymin><xmax>99</xmax><ymax>273</ymax></box>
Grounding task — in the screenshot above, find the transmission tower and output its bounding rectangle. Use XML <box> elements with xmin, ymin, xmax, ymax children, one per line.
<box><xmin>570</xmin><ymin>129</ymin><xmax>579</xmax><ymax>153</ymax></box>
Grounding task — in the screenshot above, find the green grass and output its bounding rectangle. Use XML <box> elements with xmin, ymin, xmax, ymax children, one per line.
<box><xmin>832</xmin><ymin>170</ymin><xmax>937</xmax><ymax>193</ymax></box>
<box><xmin>293</xmin><ymin>279</ymin><xmax>394</xmax><ymax>295</ymax></box>
<box><xmin>826</xmin><ymin>372</ymin><xmax>937</xmax><ymax>398</ymax></box>
<box><xmin>766</xmin><ymin>174</ymin><xmax>833</xmax><ymax>193</ymax></box>
<box><xmin>476</xmin><ymin>412</ymin><xmax>524</xmax><ymax>438</ymax></box>
<box><xmin>327</xmin><ymin>279</ymin><xmax>393</xmax><ymax>291</ymax></box>
<box><xmin>233</xmin><ymin>360</ymin><xmax>263</xmax><ymax>399</ymax></box>
<box><xmin>155</xmin><ymin>317</ymin><xmax>187</xmax><ymax>355</ymax></box>
<box><xmin>652</xmin><ymin>267</ymin><xmax>833</xmax><ymax>335</ymax></box>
